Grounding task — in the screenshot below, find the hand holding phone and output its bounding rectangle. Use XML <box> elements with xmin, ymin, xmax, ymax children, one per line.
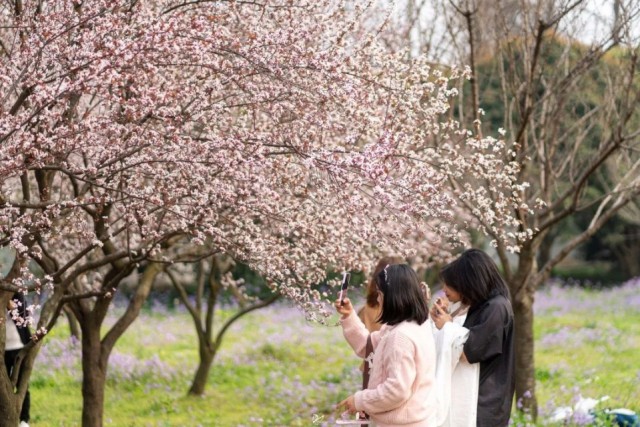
<box><xmin>435</xmin><ymin>296</ymin><xmax>449</xmax><ymax>312</ymax></box>
<box><xmin>339</xmin><ymin>272</ymin><xmax>351</xmax><ymax>306</ymax></box>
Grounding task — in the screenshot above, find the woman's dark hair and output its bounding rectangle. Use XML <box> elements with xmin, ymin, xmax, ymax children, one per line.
<box><xmin>440</xmin><ymin>248</ymin><xmax>510</xmax><ymax>308</ymax></box>
<box><xmin>376</xmin><ymin>264</ymin><xmax>429</xmax><ymax>326</ymax></box>
<box><xmin>365</xmin><ymin>256</ymin><xmax>404</xmax><ymax>307</ymax></box>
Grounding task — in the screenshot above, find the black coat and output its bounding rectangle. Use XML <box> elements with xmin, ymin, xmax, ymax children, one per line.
<box><xmin>463</xmin><ymin>291</ymin><xmax>515</xmax><ymax>427</ymax></box>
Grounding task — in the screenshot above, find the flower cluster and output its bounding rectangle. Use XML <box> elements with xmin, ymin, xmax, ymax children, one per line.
<box><xmin>0</xmin><ymin>0</ymin><xmax>526</xmax><ymax>325</ymax></box>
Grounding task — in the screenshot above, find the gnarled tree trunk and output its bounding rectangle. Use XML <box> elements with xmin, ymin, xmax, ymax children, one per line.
<box><xmin>74</xmin><ymin>262</ymin><xmax>161</xmax><ymax>427</ymax></box>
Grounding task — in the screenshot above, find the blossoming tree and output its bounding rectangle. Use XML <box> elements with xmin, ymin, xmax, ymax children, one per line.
<box><xmin>396</xmin><ymin>0</ymin><xmax>640</xmax><ymax>415</ymax></box>
<box><xmin>0</xmin><ymin>0</ymin><xmax>524</xmax><ymax>425</ymax></box>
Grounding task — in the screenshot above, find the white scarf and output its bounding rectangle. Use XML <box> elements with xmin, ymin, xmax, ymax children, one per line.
<box><xmin>5</xmin><ymin>315</ymin><xmax>24</xmax><ymax>351</ymax></box>
<box><xmin>430</xmin><ymin>306</ymin><xmax>479</xmax><ymax>427</ymax></box>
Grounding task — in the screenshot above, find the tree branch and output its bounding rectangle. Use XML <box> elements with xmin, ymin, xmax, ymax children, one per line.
<box><xmin>101</xmin><ymin>262</ymin><xmax>163</xmax><ymax>352</ymax></box>
<box><xmin>536</xmin><ymin>189</ymin><xmax>640</xmax><ymax>282</ymax></box>
<box><xmin>213</xmin><ymin>293</ymin><xmax>280</xmax><ymax>352</ymax></box>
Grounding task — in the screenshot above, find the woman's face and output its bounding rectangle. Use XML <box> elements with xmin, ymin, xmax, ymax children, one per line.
<box><xmin>443</xmin><ymin>283</ymin><xmax>462</xmax><ymax>303</ymax></box>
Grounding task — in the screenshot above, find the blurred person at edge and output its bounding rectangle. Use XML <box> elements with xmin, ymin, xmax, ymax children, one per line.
<box><xmin>5</xmin><ymin>292</ymin><xmax>32</xmax><ymax>427</ymax></box>
<box><xmin>432</xmin><ymin>249</ymin><xmax>515</xmax><ymax>427</ymax></box>
<box><xmin>336</xmin><ymin>264</ymin><xmax>437</xmax><ymax>427</ymax></box>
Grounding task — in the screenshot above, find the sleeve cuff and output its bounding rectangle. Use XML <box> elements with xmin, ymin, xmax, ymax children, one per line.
<box><xmin>354</xmin><ymin>390</ymin><xmax>364</xmax><ymax>411</ymax></box>
<box><xmin>340</xmin><ymin>310</ymin><xmax>359</xmax><ymax>327</ymax></box>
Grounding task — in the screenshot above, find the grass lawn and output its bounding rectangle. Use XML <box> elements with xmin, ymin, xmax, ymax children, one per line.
<box><xmin>28</xmin><ymin>279</ymin><xmax>640</xmax><ymax>426</ymax></box>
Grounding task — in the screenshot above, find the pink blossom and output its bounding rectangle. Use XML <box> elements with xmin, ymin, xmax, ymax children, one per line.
<box><xmin>0</xmin><ymin>0</ymin><xmax>526</xmax><ymax>324</ymax></box>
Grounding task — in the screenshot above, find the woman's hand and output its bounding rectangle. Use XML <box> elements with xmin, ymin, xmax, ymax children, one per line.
<box><xmin>338</xmin><ymin>395</ymin><xmax>357</xmax><ymax>414</ymax></box>
<box><xmin>429</xmin><ymin>298</ymin><xmax>442</xmax><ymax>319</ymax></box>
<box><xmin>430</xmin><ymin>297</ymin><xmax>452</xmax><ymax>329</ymax></box>
<box><xmin>435</xmin><ymin>296</ymin><xmax>449</xmax><ymax>312</ymax></box>
<box><xmin>335</xmin><ymin>297</ymin><xmax>353</xmax><ymax>319</ymax></box>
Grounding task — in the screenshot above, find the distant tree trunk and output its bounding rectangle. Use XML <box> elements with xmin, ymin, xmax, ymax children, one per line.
<box><xmin>64</xmin><ymin>304</ymin><xmax>81</xmax><ymax>339</ymax></box>
<box><xmin>80</xmin><ymin>321</ymin><xmax>107</xmax><ymax>427</ymax></box>
<box><xmin>170</xmin><ymin>257</ymin><xmax>282</xmax><ymax>397</ymax></box>
<box><xmin>186</xmin><ymin>293</ymin><xmax>280</xmax><ymax>396</ymax></box>
<box><xmin>611</xmin><ymin>227</ymin><xmax>640</xmax><ymax>278</ymax></box>
<box><xmin>620</xmin><ymin>247</ymin><xmax>640</xmax><ymax>277</ymax></box>
<box><xmin>188</xmin><ymin>344</ymin><xmax>215</xmax><ymax>396</ymax></box>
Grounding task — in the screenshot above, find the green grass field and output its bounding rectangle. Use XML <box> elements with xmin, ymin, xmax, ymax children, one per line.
<box><xmin>27</xmin><ymin>280</ymin><xmax>640</xmax><ymax>426</ymax></box>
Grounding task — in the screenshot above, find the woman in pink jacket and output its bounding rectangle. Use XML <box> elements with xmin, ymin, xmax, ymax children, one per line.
<box><xmin>336</xmin><ymin>264</ymin><xmax>437</xmax><ymax>427</ymax></box>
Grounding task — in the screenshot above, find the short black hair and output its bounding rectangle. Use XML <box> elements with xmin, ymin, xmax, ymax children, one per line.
<box><xmin>440</xmin><ymin>248</ymin><xmax>511</xmax><ymax>307</ymax></box>
<box><xmin>376</xmin><ymin>264</ymin><xmax>429</xmax><ymax>326</ymax></box>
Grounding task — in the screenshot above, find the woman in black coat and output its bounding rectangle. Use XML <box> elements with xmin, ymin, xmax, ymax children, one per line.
<box><xmin>433</xmin><ymin>249</ymin><xmax>515</xmax><ymax>427</ymax></box>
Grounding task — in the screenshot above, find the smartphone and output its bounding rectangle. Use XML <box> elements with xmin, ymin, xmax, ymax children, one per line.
<box><xmin>338</xmin><ymin>272</ymin><xmax>351</xmax><ymax>305</ymax></box>
<box><xmin>336</xmin><ymin>420</ymin><xmax>371</xmax><ymax>425</ymax></box>
<box><xmin>336</xmin><ymin>411</ymin><xmax>370</xmax><ymax>425</ymax></box>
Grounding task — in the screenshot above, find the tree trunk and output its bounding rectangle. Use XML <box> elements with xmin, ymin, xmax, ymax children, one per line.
<box><xmin>81</xmin><ymin>323</ymin><xmax>107</xmax><ymax>427</ymax></box>
<box><xmin>512</xmin><ymin>284</ymin><xmax>538</xmax><ymax>418</ymax></box>
<box><xmin>507</xmin><ymin>242</ymin><xmax>541</xmax><ymax>418</ymax></box>
<box><xmin>1</xmin><ymin>292</ymin><xmax>40</xmax><ymax>427</ymax></box>
<box><xmin>74</xmin><ymin>263</ymin><xmax>157</xmax><ymax>427</ymax></box>
<box><xmin>611</xmin><ymin>232</ymin><xmax>640</xmax><ymax>278</ymax></box>
<box><xmin>1</xmin><ymin>295</ymin><xmax>21</xmax><ymax>426</ymax></box>
<box><xmin>0</xmin><ymin>397</ymin><xmax>20</xmax><ymax>427</ymax></box>
<box><xmin>3</xmin><ymin>348</ymin><xmax>36</xmax><ymax>427</ymax></box>
<box><xmin>188</xmin><ymin>345</ymin><xmax>215</xmax><ymax>396</ymax></box>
